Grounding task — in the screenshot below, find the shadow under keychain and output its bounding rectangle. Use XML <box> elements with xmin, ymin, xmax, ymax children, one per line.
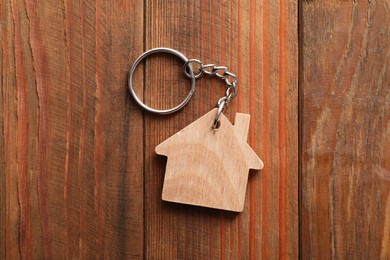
<box><xmin>128</xmin><ymin>48</ymin><xmax>264</xmax><ymax>212</ymax></box>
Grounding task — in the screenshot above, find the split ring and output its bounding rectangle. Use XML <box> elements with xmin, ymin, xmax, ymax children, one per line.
<box><xmin>128</xmin><ymin>47</ymin><xmax>196</xmax><ymax>115</ymax></box>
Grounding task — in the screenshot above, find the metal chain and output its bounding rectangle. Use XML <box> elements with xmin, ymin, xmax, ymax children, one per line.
<box><xmin>183</xmin><ymin>59</ymin><xmax>238</xmax><ymax>129</ymax></box>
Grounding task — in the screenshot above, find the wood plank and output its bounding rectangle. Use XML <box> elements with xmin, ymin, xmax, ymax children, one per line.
<box><xmin>144</xmin><ymin>0</ymin><xmax>298</xmax><ymax>258</ymax></box>
<box><xmin>93</xmin><ymin>1</ymin><xmax>144</xmax><ymax>258</ymax></box>
<box><xmin>301</xmin><ymin>1</ymin><xmax>390</xmax><ymax>259</ymax></box>
<box><xmin>2</xmin><ymin>0</ymin><xmax>144</xmax><ymax>258</ymax></box>
<box><xmin>0</xmin><ymin>1</ymin><xmax>14</xmax><ymax>258</ymax></box>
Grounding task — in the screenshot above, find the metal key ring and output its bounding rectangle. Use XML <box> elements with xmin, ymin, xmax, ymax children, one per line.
<box><xmin>128</xmin><ymin>47</ymin><xmax>196</xmax><ymax>115</ymax></box>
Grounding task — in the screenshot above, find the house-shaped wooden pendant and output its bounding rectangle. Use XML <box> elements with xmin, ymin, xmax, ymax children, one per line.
<box><xmin>155</xmin><ymin>108</ymin><xmax>264</xmax><ymax>212</ymax></box>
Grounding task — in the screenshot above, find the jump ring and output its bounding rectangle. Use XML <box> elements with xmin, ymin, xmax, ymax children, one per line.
<box><xmin>183</xmin><ymin>59</ymin><xmax>204</xmax><ymax>79</ymax></box>
<box><xmin>213</xmin><ymin>98</ymin><xmax>227</xmax><ymax>129</ymax></box>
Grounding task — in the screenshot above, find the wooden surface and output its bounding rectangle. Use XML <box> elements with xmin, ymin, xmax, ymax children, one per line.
<box><xmin>1</xmin><ymin>0</ymin><xmax>299</xmax><ymax>258</ymax></box>
<box><xmin>1</xmin><ymin>0</ymin><xmax>145</xmax><ymax>259</ymax></box>
<box><xmin>300</xmin><ymin>0</ymin><xmax>390</xmax><ymax>259</ymax></box>
<box><xmin>156</xmin><ymin>109</ymin><xmax>263</xmax><ymax>212</ymax></box>
<box><xmin>0</xmin><ymin>0</ymin><xmax>379</xmax><ymax>259</ymax></box>
<box><xmin>2</xmin><ymin>0</ymin><xmax>389</xmax><ymax>259</ymax></box>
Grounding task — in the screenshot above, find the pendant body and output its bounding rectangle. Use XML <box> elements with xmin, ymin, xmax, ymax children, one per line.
<box><xmin>155</xmin><ymin>108</ymin><xmax>264</xmax><ymax>212</ymax></box>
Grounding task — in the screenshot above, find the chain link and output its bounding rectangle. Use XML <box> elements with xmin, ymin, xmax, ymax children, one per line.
<box><xmin>183</xmin><ymin>60</ymin><xmax>238</xmax><ymax>99</ymax></box>
<box><xmin>183</xmin><ymin>59</ymin><xmax>239</xmax><ymax>129</ymax></box>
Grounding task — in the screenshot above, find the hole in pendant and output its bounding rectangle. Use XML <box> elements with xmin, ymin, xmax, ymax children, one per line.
<box><xmin>213</xmin><ymin>120</ymin><xmax>221</xmax><ymax>130</ymax></box>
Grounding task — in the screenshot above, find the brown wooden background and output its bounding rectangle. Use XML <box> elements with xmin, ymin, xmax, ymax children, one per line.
<box><xmin>0</xmin><ymin>0</ymin><xmax>389</xmax><ymax>259</ymax></box>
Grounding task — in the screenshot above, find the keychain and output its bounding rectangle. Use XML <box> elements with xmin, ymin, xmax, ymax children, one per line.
<box><xmin>128</xmin><ymin>48</ymin><xmax>264</xmax><ymax>212</ymax></box>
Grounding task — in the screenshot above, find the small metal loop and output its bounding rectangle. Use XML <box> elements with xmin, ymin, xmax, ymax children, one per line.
<box><xmin>224</xmin><ymin>71</ymin><xmax>238</xmax><ymax>86</ymax></box>
<box><xmin>128</xmin><ymin>47</ymin><xmax>196</xmax><ymax>115</ymax></box>
<box><xmin>213</xmin><ymin>66</ymin><xmax>229</xmax><ymax>79</ymax></box>
<box><xmin>225</xmin><ymin>92</ymin><xmax>233</xmax><ymax>105</ymax></box>
<box><xmin>183</xmin><ymin>59</ymin><xmax>204</xmax><ymax>79</ymax></box>
<box><xmin>226</xmin><ymin>82</ymin><xmax>237</xmax><ymax>98</ymax></box>
<box><xmin>200</xmin><ymin>64</ymin><xmax>215</xmax><ymax>75</ymax></box>
<box><xmin>213</xmin><ymin>97</ymin><xmax>227</xmax><ymax>129</ymax></box>
<box><xmin>217</xmin><ymin>96</ymin><xmax>228</xmax><ymax>107</ymax></box>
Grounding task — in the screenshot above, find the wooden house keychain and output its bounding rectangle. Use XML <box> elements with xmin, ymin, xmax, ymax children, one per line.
<box><xmin>128</xmin><ymin>48</ymin><xmax>264</xmax><ymax>212</ymax></box>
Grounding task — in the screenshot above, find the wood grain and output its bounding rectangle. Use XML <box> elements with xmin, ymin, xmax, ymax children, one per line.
<box><xmin>144</xmin><ymin>0</ymin><xmax>298</xmax><ymax>259</ymax></box>
<box><xmin>301</xmin><ymin>0</ymin><xmax>390</xmax><ymax>259</ymax></box>
<box><xmin>1</xmin><ymin>0</ymin><xmax>144</xmax><ymax>259</ymax></box>
<box><xmin>3</xmin><ymin>0</ymin><xmax>390</xmax><ymax>258</ymax></box>
<box><xmin>1</xmin><ymin>0</ymin><xmax>298</xmax><ymax>258</ymax></box>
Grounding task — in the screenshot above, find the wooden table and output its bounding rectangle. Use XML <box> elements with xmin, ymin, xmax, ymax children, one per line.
<box><xmin>1</xmin><ymin>0</ymin><xmax>389</xmax><ymax>259</ymax></box>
